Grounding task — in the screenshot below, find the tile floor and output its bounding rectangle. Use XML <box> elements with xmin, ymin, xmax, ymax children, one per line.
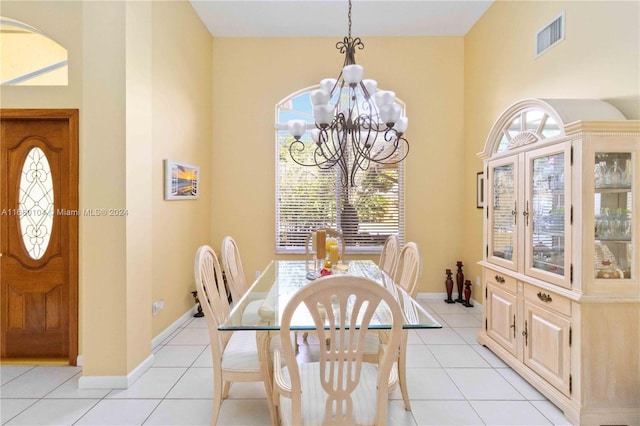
<box><xmin>1</xmin><ymin>299</ymin><xmax>572</xmax><ymax>426</ymax></box>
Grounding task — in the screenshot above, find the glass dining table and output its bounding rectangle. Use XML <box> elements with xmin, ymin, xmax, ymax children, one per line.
<box><xmin>219</xmin><ymin>259</ymin><xmax>442</xmax><ymax>331</ymax></box>
<box><xmin>218</xmin><ymin>260</ymin><xmax>441</xmax><ymax>425</ymax></box>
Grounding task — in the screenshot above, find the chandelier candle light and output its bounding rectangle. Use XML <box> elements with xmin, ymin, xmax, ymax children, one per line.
<box><xmin>285</xmin><ymin>0</ymin><xmax>409</xmax><ymax>188</ymax></box>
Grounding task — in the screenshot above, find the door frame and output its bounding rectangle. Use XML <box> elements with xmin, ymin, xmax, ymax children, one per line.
<box><xmin>0</xmin><ymin>108</ymin><xmax>79</xmax><ymax>365</ymax></box>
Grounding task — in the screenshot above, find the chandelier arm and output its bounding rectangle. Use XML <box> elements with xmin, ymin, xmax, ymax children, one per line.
<box><xmin>287</xmin><ymin>140</ymin><xmax>316</xmax><ymax>168</ymax></box>
<box><xmin>350</xmin><ymin>130</ymin><xmax>375</xmax><ymax>162</ymax></box>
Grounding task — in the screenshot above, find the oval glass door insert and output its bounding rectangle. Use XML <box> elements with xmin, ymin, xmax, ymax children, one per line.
<box><xmin>19</xmin><ymin>147</ymin><xmax>54</xmax><ymax>259</ymax></box>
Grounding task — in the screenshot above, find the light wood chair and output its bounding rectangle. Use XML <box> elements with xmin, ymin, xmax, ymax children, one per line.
<box><xmin>378</xmin><ymin>234</ymin><xmax>400</xmax><ymax>276</ymax></box>
<box><xmin>221</xmin><ymin>236</ymin><xmax>264</xmax><ymax>325</ymax></box>
<box><xmin>394</xmin><ymin>242</ymin><xmax>422</xmax><ymax>298</ymax></box>
<box><xmin>273</xmin><ymin>275</ymin><xmax>402</xmax><ymax>426</ymax></box>
<box><xmin>194</xmin><ymin>245</ymin><xmax>277</xmax><ymax>426</ymax></box>
<box><xmin>391</xmin><ymin>241</ymin><xmax>422</xmax><ymax>410</ymax></box>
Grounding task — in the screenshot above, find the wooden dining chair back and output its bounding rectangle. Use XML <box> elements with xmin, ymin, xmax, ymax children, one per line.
<box><xmin>304</xmin><ymin>227</ymin><xmax>346</xmax><ymax>258</ymax></box>
<box><xmin>378</xmin><ymin>234</ymin><xmax>400</xmax><ymax>276</ymax></box>
<box><xmin>194</xmin><ymin>245</ymin><xmax>276</xmax><ymax>425</ymax></box>
<box><xmin>394</xmin><ymin>242</ymin><xmax>422</xmax><ymax>298</ymax></box>
<box><xmin>195</xmin><ymin>245</ymin><xmax>231</xmax><ymax>344</ymax></box>
<box><xmin>221</xmin><ymin>236</ymin><xmax>247</xmax><ymax>303</ymax></box>
<box><xmin>221</xmin><ymin>236</ymin><xmax>266</xmax><ymax>326</ymax></box>
<box><xmin>273</xmin><ymin>275</ymin><xmax>402</xmax><ymax>426</ymax></box>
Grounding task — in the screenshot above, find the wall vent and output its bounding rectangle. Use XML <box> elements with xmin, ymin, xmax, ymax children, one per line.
<box><xmin>535</xmin><ymin>11</ymin><xmax>565</xmax><ymax>57</ymax></box>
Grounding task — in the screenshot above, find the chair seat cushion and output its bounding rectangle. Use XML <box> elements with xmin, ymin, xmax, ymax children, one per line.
<box><xmin>221</xmin><ymin>331</ymin><xmax>284</xmax><ymax>372</ymax></box>
<box><xmin>241</xmin><ymin>299</ymin><xmax>265</xmax><ymax>326</ymax></box>
<box><xmin>279</xmin><ymin>362</ymin><xmax>380</xmax><ymax>426</ymax></box>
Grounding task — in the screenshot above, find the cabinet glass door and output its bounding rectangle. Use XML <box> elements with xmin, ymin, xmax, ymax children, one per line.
<box><xmin>594</xmin><ymin>152</ymin><xmax>633</xmax><ymax>280</ymax></box>
<box><xmin>488</xmin><ymin>157</ymin><xmax>518</xmax><ymax>270</ymax></box>
<box><xmin>526</xmin><ymin>143</ymin><xmax>571</xmax><ymax>287</ymax></box>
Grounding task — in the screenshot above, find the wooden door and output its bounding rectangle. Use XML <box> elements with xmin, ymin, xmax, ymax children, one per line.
<box><xmin>0</xmin><ymin>109</ymin><xmax>78</xmax><ymax>364</ymax></box>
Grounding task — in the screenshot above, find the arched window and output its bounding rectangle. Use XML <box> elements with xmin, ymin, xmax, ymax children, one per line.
<box><xmin>0</xmin><ymin>17</ymin><xmax>68</xmax><ymax>86</ymax></box>
<box><xmin>275</xmin><ymin>86</ymin><xmax>405</xmax><ymax>254</ymax></box>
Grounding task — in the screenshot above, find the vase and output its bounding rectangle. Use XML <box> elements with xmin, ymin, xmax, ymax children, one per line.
<box><xmin>463</xmin><ymin>280</ymin><xmax>474</xmax><ymax>307</ymax></box>
<box><xmin>444</xmin><ymin>269</ymin><xmax>455</xmax><ymax>304</ymax></box>
<box><xmin>455</xmin><ymin>261</ymin><xmax>464</xmax><ymax>303</ymax></box>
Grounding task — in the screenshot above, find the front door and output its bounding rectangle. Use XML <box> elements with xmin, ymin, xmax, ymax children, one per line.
<box><xmin>0</xmin><ymin>109</ymin><xmax>78</xmax><ymax>364</ymax></box>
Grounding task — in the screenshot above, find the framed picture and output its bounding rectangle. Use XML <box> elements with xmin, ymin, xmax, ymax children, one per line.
<box><xmin>164</xmin><ymin>160</ymin><xmax>200</xmax><ymax>200</ymax></box>
<box><xmin>477</xmin><ymin>171</ymin><xmax>484</xmax><ymax>209</ymax></box>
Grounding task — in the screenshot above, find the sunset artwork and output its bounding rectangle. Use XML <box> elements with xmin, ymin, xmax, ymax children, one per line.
<box><xmin>164</xmin><ymin>160</ymin><xmax>200</xmax><ymax>200</ymax></box>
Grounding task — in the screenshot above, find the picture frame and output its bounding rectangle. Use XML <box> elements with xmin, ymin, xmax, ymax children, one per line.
<box><xmin>477</xmin><ymin>171</ymin><xmax>484</xmax><ymax>209</ymax></box>
<box><xmin>164</xmin><ymin>160</ymin><xmax>200</xmax><ymax>200</ymax></box>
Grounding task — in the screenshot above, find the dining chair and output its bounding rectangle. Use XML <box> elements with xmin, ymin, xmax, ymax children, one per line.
<box><xmin>394</xmin><ymin>242</ymin><xmax>422</xmax><ymax>298</ymax></box>
<box><xmin>390</xmin><ymin>241</ymin><xmax>422</xmax><ymax>410</ymax></box>
<box><xmin>272</xmin><ymin>275</ymin><xmax>402</xmax><ymax>426</ymax></box>
<box><xmin>221</xmin><ymin>236</ymin><xmax>263</xmax><ymax>325</ymax></box>
<box><xmin>378</xmin><ymin>234</ymin><xmax>400</xmax><ymax>276</ymax></box>
<box><xmin>194</xmin><ymin>245</ymin><xmax>277</xmax><ymax>426</ymax></box>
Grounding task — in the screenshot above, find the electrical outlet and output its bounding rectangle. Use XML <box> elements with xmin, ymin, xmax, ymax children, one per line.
<box><xmin>255</xmin><ymin>270</ymin><xmax>261</xmax><ymax>279</ymax></box>
<box><xmin>476</xmin><ymin>276</ymin><xmax>481</xmax><ymax>286</ymax></box>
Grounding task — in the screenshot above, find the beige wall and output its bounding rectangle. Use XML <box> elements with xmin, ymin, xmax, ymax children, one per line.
<box><xmin>1</xmin><ymin>0</ymin><xmax>212</xmax><ymax>376</ymax></box>
<box><xmin>150</xmin><ymin>1</ymin><xmax>212</xmax><ymax>337</ymax></box>
<box><xmin>211</xmin><ymin>37</ymin><xmax>465</xmax><ymax>294</ymax></box>
<box><xmin>462</xmin><ymin>0</ymin><xmax>640</xmax><ymax>302</ymax></box>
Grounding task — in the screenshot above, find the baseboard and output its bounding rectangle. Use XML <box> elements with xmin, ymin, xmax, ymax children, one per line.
<box><xmin>78</xmin><ymin>307</ymin><xmax>195</xmax><ymax>390</ymax></box>
<box><xmin>151</xmin><ymin>307</ymin><xmax>197</xmax><ymax>349</ymax></box>
<box><xmin>417</xmin><ymin>292</ymin><xmax>483</xmax><ymax>307</ymax></box>
<box><xmin>416</xmin><ymin>292</ymin><xmax>447</xmax><ymax>300</ymax></box>
<box><xmin>78</xmin><ymin>354</ymin><xmax>155</xmax><ymax>389</ymax></box>
<box><xmin>76</xmin><ymin>354</ymin><xmax>83</xmax><ymax>366</ymax></box>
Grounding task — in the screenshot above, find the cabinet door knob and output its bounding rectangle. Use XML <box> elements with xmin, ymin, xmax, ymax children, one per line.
<box><xmin>523</xmin><ymin>200</ymin><xmax>530</xmax><ymax>226</ymax></box>
<box><xmin>494</xmin><ymin>275</ymin><xmax>505</xmax><ymax>284</ymax></box>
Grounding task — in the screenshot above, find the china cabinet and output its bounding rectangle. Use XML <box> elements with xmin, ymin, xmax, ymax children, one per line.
<box><xmin>478</xmin><ymin>99</ymin><xmax>639</xmax><ymax>426</ymax></box>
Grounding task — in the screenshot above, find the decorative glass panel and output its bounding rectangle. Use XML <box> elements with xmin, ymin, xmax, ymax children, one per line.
<box><xmin>525</xmin><ymin>110</ymin><xmax>545</xmax><ymax>132</ymax></box>
<box><xmin>594</xmin><ymin>152</ymin><xmax>632</xmax><ymax>279</ymax></box>
<box><xmin>492</xmin><ymin>164</ymin><xmax>515</xmax><ymax>260</ymax></box>
<box><xmin>495</xmin><ymin>108</ymin><xmax>562</xmax><ymax>153</ymax></box>
<box><xmin>19</xmin><ymin>147</ymin><xmax>54</xmax><ymax>259</ymax></box>
<box><xmin>531</xmin><ymin>152</ymin><xmax>565</xmax><ymax>275</ymax></box>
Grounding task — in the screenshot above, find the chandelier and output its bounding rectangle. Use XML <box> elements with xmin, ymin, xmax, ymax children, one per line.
<box><xmin>285</xmin><ymin>0</ymin><xmax>409</xmax><ymax>188</ymax></box>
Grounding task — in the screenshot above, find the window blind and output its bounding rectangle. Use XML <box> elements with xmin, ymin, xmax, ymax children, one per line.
<box><xmin>275</xmin><ymin>87</ymin><xmax>405</xmax><ymax>254</ymax></box>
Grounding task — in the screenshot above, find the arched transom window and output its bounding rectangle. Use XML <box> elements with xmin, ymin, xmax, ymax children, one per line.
<box><xmin>0</xmin><ymin>17</ymin><xmax>68</xmax><ymax>86</ymax></box>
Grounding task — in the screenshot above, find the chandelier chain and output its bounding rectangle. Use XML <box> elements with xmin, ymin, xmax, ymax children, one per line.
<box><xmin>348</xmin><ymin>0</ymin><xmax>352</xmax><ymax>39</ymax></box>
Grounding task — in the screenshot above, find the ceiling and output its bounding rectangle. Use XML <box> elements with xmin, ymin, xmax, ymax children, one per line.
<box><xmin>189</xmin><ymin>1</ymin><xmax>494</xmax><ymax>38</ymax></box>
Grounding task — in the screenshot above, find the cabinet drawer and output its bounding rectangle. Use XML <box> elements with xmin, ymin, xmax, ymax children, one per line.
<box><xmin>484</xmin><ymin>269</ymin><xmax>517</xmax><ymax>294</ymax></box>
<box><xmin>524</xmin><ymin>284</ymin><xmax>571</xmax><ymax>316</ymax></box>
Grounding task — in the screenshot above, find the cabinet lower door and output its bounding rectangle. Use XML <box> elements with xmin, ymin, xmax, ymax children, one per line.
<box><xmin>523</xmin><ymin>301</ymin><xmax>571</xmax><ymax>396</ymax></box>
<box><xmin>486</xmin><ymin>284</ymin><xmax>518</xmax><ymax>356</ymax></box>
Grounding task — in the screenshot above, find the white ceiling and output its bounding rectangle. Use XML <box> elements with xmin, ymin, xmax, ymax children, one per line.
<box><xmin>189</xmin><ymin>0</ymin><xmax>494</xmax><ymax>38</ymax></box>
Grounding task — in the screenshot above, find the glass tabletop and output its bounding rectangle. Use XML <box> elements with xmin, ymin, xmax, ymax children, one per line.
<box><xmin>219</xmin><ymin>260</ymin><xmax>442</xmax><ymax>331</ymax></box>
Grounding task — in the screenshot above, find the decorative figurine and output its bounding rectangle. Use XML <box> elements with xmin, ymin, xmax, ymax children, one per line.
<box><xmin>444</xmin><ymin>269</ymin><xmax>455</xmax><ymax>303</ymax></box>
<box><xmin>191</xmin><ymin>291</ymin><xmax>204</xmax><ymax>317</ymax></box>
<box><xmin>455</xmin><ymin>261</ymin><xmax>465</xmax><ymax>303</ymax></box>
<box><xmin>463</xmin><ymin>280</ymin><xmax>474</xmax><ymax>307</ymax></box>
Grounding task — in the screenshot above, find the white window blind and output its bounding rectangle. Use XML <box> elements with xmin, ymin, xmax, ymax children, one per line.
<box><xmin>275</xmin><ymin>87</ymin><xmax>405</xmax><ymax>254</ymax></box>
